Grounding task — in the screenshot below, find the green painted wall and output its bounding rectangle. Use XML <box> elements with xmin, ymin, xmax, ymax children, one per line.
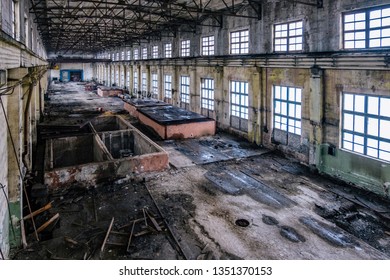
<box><xmin>9</xmin><ymin>201</ymin><xmax>21</xmax><ymax>248</ymax></box>
<box><xmin>318</xmin><ymin>144</ymin><xmax>390</xmax><ymax>198</ymax></box>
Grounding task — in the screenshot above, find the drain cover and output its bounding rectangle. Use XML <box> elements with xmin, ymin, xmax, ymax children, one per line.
<box><xmin>235</xmin><ymin>219</ymin><xmax>250</xmax><ymax>227</ymax></box>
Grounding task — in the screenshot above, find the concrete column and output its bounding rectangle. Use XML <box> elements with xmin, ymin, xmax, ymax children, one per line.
<box><xmin>173</xmin><ymin>65</ymin><xmax>180</xmax><ymax>106</ymax></box>
<box><xmin>308</xmin><ymin>66</ymin><xmax>324</xmax><ymax>167</ymax></box>
<box><xmin>6</xmin><ymin>68</ymin><xmax>28</xmax><ymax>248</ymax></box>
<box><xmin>189</xmin><ymin>66</ymin><xmax>198</xmax><ymax>113</ymax></box>
<box><xmin>250</xmin><ymin>67</ymin><xmax>262</xmax><ymax>145</ymax></box>
<box><xmin>0</xmin><ymin>90</ymin><xmax>10</xmax><ymax>258</ymax></box>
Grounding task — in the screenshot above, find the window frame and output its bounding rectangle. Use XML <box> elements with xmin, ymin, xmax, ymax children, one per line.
<box><xmin>141</xmin><ymin>72</ymin><xmax>147</xmax><ymax>93</ymax></box>
<box><xmin>133</xmin><ymin>48</ymin><xmax>139</xmax><ymax>60</ymax></box>
<box><xmin>341</xmin><ymin>92</ymin><xmax>390</xmax><ymax>162</ymax></box>
<box><xmin>274</xmin><ymin>20</ymin><xmax>303</xmax><ymax>52</ymax></box>
<box><xmin>164</xmin><ymin>74</ymin><xmax>172</xmax><ymax>98</ymax></box>
<box><xmin>343</xmin><ymin>5</ymin><xmax>390</xmax><ymax>49</ymax></box>
<box><xmin>200</xmin><ymin>78</ymin><xmax>215</xmax><ymax>110</ymax></box>
<box><xmin>230</xmin><ymin>29</ymin><xmax>249</xmax><ymax>54</ymax></box>
<box><xmin>133</xmin><ymin>71</ymin><xmax>138</xmax><ymax>92</ymax></box>
<box><xmin>180</xmin><ymin>76</ymin><xmax>190</xmax><ymax>104</ymax></box>
<box><xmin>152</xmin><ymin>45</ymin><xmax>159</xmax><ymax>59</ymax></box>
<box><xmin>142</xmin><ymin>47</ymin><xmax>148</xmax><ymax>59</ymax></box>
<box><xmin>230</xmin><ymin>80</ymin><xmax>249</xmax><ymax>120</ymax></box>
<box><xmin>201</xmin><ymin>35</ymin><xmax>215</xmax><ymax>56</ymax></box>
<box><xmin>164</xmin><ymin>43</ymin><xmax>172</xmax><ymax>58</ymax></box>
<box><xmin>273</xmin><ymin>85</ymin><xmax>302</xmax><ymax>136</ymax></box>
<box><xmin>151</xmin><ymin>73</ymin><xmax>158</xmax><ymax>99</ymax></box>
<box><xmin>181</xmin><ymin>40</ymin><xmax>191</xmax><ymax>57</ymax></box>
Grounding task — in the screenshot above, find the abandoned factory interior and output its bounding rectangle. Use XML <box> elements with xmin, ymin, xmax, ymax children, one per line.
<box><xmin>1</xmin><ymin>0</ymin><xmax>390</xmax><ymax>260</ymax></box>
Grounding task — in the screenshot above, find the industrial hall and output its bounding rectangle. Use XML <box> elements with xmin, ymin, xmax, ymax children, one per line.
<box><xmin>0</xmin><ymin>0</ymin><xmax>389</xmax><ymax>260</ymax></box>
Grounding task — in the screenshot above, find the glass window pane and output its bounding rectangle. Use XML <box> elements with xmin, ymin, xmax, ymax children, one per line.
<box><xmin>344</xmin><ymin>141</ymin><xmax>353</xmax><ymax>150</ymax></box>
<box><xmin>356</xmin><ymin>41</ymin><xmax>366</xmax><ymax>48</ymax></box>
<box><xmin>370</xmin><ymin>19</ymin><xmax>381</xmax><ymax>28</ymax></box>
<box><xmin>281</xmin><ymin>102</ymin><xmax>287</xmax><ymax>115</ymax></box>
<box><xmin>383</xmin><ymin>18</ymin><xmax>390</xmax><ymax>27</ymax></box>
<box><xmin>370</xmin><ymin>39</ymin><xmax>381</xmax><ymax>47</ymax></box>
<box><xmin>368</xmin><ymin>96</ymin><xmax>379</xmax><ymax>115</ymax></box>
<box><xmin>370</xmin><ymin>10</ymin><xmax>381</xmax><ymax>19</ymax></box>
<box><xmin>344</xmin><ymin>94</ymin><xmax>354</xmax><ymax>111</ymax></box>
<box><xmin>380</xmin><ymin>141</ymin><xmax>390</xmax><ymax>151</ymax></box>
<box><xmin>296</xmin><ymin>89</ymin><xmax>302</xmax><ymax>102</ymax></box>
<box><xmin>380</xmin><ymin>98</ymin><xmax>390</xmax><ymax>117</ymax></box>
<box><xmin>281</xmin><ymin>87</ymin><xmax>287</xmax><ymax>100</ymax></box>
<box><xmin>345</xmin><ymin>14</ymin><xmax>355</xmax><ymax>23</ymax></box>
<box><xmin>344</xmin><ymin>113</ymin><xmax>354</xmax><ymax>130</ymax></box>
<box><xmin>344</xmin><ymin>132</ymin><xmax>353</xmax><ymax>142</ymax></box>
<box><xmin>380</xmin><ymin>120</ymin><xmax>390</xmax><ymax>139</ymax></box>
<box><xmin>354</xmin><ymin>144</ymin><xmax>364</xmax><ymax>154</ymax></box>
<box><xmin>367</xmin><ymin>148</ymin><xmax>378</xmax><ymax>157</ymax></box>
<box><xmin>379</xmin><ymin>151</ymin><xmax>390</xmax><ymax>161</ymax></box>
<box><xmin>345</xmin><ymin>23</ymin><xmax>355</xmax><ymax>31</ymax></box>
<box><xmin>367</xmin><ymin>118</ymin><xmax>379</xmax><ymax>136</ymax></box>
<box><xmin>354</xmin><ymin>115</ymin><xmax>365</xmax><ymax>133</ymax></box>
<box><xmin>356</xmin><ymin>13</ymin><xmax>366</xmax><ymax>21</ymax></box>
<box><xmin>296</xmin><ymin>105</ymin><xmax>301</xmax><ymax>119</ymax></box>
<box><xmin>355</xmin><ymin>95</ymin><xmax>365</xmax><ymax>112</ymax></box>
<box><xmin>289</xmin><ymin>104</ymin><xmax>295</xmax><ymax>117</ymax></box>
<box><xmin>355</xmin><ymin>135</ymin><xmax>364</xmax><ymax>145</ymax></box>
<box><xmin>367</xmin><ymin>138</ymin><xmax>378</xmax><ymax>148</ymax></box>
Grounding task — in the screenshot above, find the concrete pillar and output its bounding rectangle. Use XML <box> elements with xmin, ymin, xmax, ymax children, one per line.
<box><xmin>189</xmin><ymin>66</ymin><xmax>198</xmax><ymax>113</ymax></box>
<box><xmin>250</xmin><ymin>67</ymin><xmax>262</xmax><ymax>145</ymax></box>
<box><xmin>0</xmin><ymin>89</ymin><xmax>10</xmax><ymax>258</ymax></box>
<box><xmin>308</xmin><ymin>66</ymin><xmax>324</xmax><ymax>167</ymax></box>
<box><xmin>6</xmin><ymin>68</ymin><xmax>28</xmax><ymax>248</ymax></box>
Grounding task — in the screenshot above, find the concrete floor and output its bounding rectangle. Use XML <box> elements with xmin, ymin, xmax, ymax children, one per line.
<box><xmin>12</xmin><ymin>82</ymin><xmax>390</xmax><ymax>260</ymax></box>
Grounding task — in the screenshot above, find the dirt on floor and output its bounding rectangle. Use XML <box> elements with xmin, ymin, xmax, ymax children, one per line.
<box><xmin>10</xmin><ymin>82</ymin><xmax>390</xmax><ymax>260</ymax></box>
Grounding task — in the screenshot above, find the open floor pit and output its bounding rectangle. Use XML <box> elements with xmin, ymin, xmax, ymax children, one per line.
<box><xmin>44</xmin><ymin>115</ymin><xmax>168</xmax><ymax>189</ymax></box>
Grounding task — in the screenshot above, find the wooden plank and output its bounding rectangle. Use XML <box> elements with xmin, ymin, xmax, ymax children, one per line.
<box><xmin>100</xmin><ymin>217</ymin><xmax>114</xmax><ymax>253</ymax></box>
<box><xmin>37</xmin><ymin>213</ymin><xmax>60</xmax><ymax>233</ymax></box>
<box><xmin>23</xmin><ymin>201</ymin><xmax>53</xmax><ymax>220</ymax></box>
<box><xmin>118</xmin><ymin>218</ymin><xmax>143</xmax><ymax>230</ymax></box>
<box><xmin>126</xmin><ymin>221</ymin><xmax>136</xmax><ymax>253</ymax></box>
<box><xmin>145</xmin><ymin>209</ymin><xmax>162</xmax><ymax>232</ymax></box>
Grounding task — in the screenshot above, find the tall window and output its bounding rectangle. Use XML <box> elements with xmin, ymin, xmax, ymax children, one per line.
<box><xmin>121</xmin><ymin>51</ymin><xmax>124</xmax><ymax>60</ymax></box>
<box><xmin>127</xmin><ymin>50</ymin><xmax>131</xmax><ymax>60</ymax></box>
<box><xmin>126</xmin><ymin>70</ymin><xmax>130</xmax><ymax>89</ymax></box>
<box><xmin>11</xmin><ymin>0</ymin><xmax>16</xmax><ymax>38</ymax></box>
<box><xmin>180</xmin><ymin>76</ymin><xmax>190</xmax><ymax>104</ymax></box>
<box><xmin>152</xmin><ymin>46</ymin><xmax>159</xmax><ymax>58</ymax></box>
<box><xmin>142</xmin><ymin>72</ymin><xmax>147</xmax><ymax>93</ymax></box>
<box><xmin>342</xmin><ymin>93</ymin><xmax>390</xmax><ymax>161</ymax></box>
<box><xmin>181</xmin><ymin>40</ymin><xmax>190</xmax><ymax>57</ymax></box>
<box><xmin>133</xmin><ymin>49</ymin><xmax>139</xmax><ymax>60</ymax></box>
<box><xmin>231</xmin><ymin>81</ymin><xmax>249</xmax><ymax>120</ymax></box>
<box><xmin>201</xmin><ymin>78</ymin><xmax>214</xmax><ymax>110</ymax></box>
<box><xmin>273</xmin><ymin>85</ymin><xmax>302</xmax><ymax>135</ymax></box>
<box><xmin>152</xmin><ymin>73</ymin><xmax>158</xmax><ymax>99</ymax></box>
<box><xmin>202</xmin><ymin>36</ymin><xmax>215</xmax><ymax>56</ymax></box>
<box><xmin>164</xmin><ymin>43</ymin><xmax>172</xmax><ymax>58</ymax></box>
<box><xmin>115</xmin><ymin>69</ymin><xmax>119</xmax><ymax>85</ymax></box>
<box><xmin>230</xmin><ymin>30</ymin><xmax>249</xmax><ymax>54</ymax></box>
<box><xmin>116</xmin><ymin>52</ymin><xmax>120</xmax><ymax>61</ymax></box>
<box><xmin>120</xmin><ymin>69</ymin><xmax>124</xmax><ymax>87</ymax></box>
<box><xmin>133</xmin><ymin>71</ymin><xmax>138</xmax><ymax>92</ymax></box>
<box><xmin>164</xmin><ymin>75</ymin><xmax>172</xmax><ymax>98</ymax></box>
<box><xmin>343</xmin><ymin>5</ymin><xmax>390</xmax><ymax>49</ymax></box>
<box><xmin>142</xmin><ymin>47</ymin><xmax>148</xmax><ymax>59</ymax></box>
<box><xmin>274</xmin><ymin>20</ymin><xmax>303</xmax><ymax>52</ymax></box>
